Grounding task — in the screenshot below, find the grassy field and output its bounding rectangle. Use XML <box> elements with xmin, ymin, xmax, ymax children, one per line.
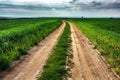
<box><xmin>0</xmin><ymin>18</ymin><xmax>61</xmax><ymax>70</ymax></box>
<box><xmin>0</xmin><ymin>18</ymin><xmax>57</xmax><ymax>30</ymax></box>
<box><xmin>39</xmin><ymin>23</ymin><xmax>71</xmax><ymax>80</ymax></box>
<box><xmin>70</xmin><ymin>18</ymin><xmax>120</xmax><ymax>75</ymax></box>
<box><xmin>0</xmin><ymin>18</ymin><xmax>120</xmax><ymax>77</ymax></box>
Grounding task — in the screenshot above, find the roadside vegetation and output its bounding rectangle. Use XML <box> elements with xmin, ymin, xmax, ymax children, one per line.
<box><xmin>70</xmin><ymin>18</ymin><xmax>120</xmax><ymax>75</ymax></box>
<box><xmin>0</xmin><ymin>18</ymin><xmax>61</xmax><ymax>70</ymax></box>
<box><xmin>38</xmin><ymin>23</ymin><xmax>71</xmax><ymax>80</ymax></box>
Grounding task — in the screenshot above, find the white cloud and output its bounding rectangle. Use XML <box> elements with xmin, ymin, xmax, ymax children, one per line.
<box><xmin>0</xmin><ymin>0</ymin><xmax>72</xmax><ymax>4</ymax></box>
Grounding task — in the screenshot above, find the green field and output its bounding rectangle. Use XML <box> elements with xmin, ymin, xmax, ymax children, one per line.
<box><xmin>70</xmin><ymin>18</ymin><xmax>120</xmax><ymax>75</ymax></box>
<box><xmin>0</xmin><ymin>18</ymin><xmax>120</xmax><ymax>77</ymax></box>
<box><xmin>0</xmin><ymin>18</ymin><xmax>61</xmax><ymax>70</ymax></box>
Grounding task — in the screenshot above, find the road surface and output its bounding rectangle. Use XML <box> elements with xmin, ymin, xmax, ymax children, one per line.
<box><xmin>68</xmin><ymin>22</ymin><xmax>119</xmax><ymax>80</ymax></box>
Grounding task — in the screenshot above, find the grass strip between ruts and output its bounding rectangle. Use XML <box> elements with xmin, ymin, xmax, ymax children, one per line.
<box><xmin>38</xmin><ymin>23</ymin><xmax>71</xmax><ymax>80</ymax></box>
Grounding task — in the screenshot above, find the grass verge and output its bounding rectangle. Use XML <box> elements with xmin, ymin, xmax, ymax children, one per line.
<box><xmin>69</xmin><ymin>18</ymin><xmax>120</xmax><ymax>75</ymax></box>
<box><xmin>38</xmin><ymin>23</ymin><xmax>71</xmax><ymax>80</ymax></box>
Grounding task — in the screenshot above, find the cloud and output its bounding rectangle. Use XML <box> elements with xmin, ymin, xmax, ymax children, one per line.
<box><xmin>0</xmin><ymin>0</ymin><xmax>120</xmax><ymax>10</ymax></box>
<box><xmin>0</xmin><ymin>0</ymin><xmax>120</xmax><ymax>17</ymax></box>
<box><xmin>89</xmin><ymin>1</ymin><xmax>120</xmax><ymax>10</ymax></box>
<box><xmin>105</xmin><ymin>2</ymin><xmax>120</xmax><ymax>9</ymax></box>
<box><xmin>0</xmin><ymin>3</ymin><xmax>70</xmax><ymax>11</ymax></box>
<box><xmin>70</xmin><ymin>0</ymin><xmax>120</xmax><ymax>10</ymax></box>
<box><xmin>0</xmin><ymin>0</ymin><xmax>72</xmax><ymax>5</ymax></box>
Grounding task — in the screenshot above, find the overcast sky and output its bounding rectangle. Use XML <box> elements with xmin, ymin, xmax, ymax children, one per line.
<box><xmin>0</xmin><ymin>0</ymin><xmax>120</xmax><ymax>17</ymax></box>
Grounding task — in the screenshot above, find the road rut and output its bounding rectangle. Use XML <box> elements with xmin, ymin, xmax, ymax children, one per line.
<box><xmin>1</xmin><ymin>21</ymin><xmax>66</xmax><ymax>80</ymax></box>
<box><xmin>68</xmin><ymin>22</ymin><xmax>120</xmax><ymax>80</ymax></box>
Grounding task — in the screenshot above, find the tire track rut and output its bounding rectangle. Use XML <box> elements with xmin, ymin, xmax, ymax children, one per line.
<box><xmin>68</xmin><ymin>22</ymin><xmax>120</xmax><ymax>80</ymax></box>
<box><xmin>0</xmin><ymin>21</ymin><xmax>66</xmax><ymax>80</ymax></box>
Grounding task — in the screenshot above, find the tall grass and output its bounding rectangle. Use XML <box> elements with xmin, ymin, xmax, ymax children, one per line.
<box><xmin>70</xmin><ymin>18</ymin><xmax>120</xmax><ymax>75</ymax></box>
<box><xmin>0</xmin><ymin>19</ymin><xmax>61</xmax><ymax>70</ymax></box>
<box><xmin>38</xmin><ymin>23</ymin><xmax>71</xmax><ymax>80</ymax></box>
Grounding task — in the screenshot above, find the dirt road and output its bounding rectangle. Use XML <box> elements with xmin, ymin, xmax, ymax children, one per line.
<box><xmin>68</xmin><ymin>22</ymin><xmax>120</xmax><ymax>80</ymax></box>
<box><xmin>0</xmin><ymin>21</ymin><xmax>66</xmax><ymax>80</ymax></box>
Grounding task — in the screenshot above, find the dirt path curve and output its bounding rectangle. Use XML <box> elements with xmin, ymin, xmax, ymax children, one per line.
<box><xmin>0</xmin><ymin>21</ymin><xmax>66</xmax><ymax>80</ymax></box>
<box><xmin>68</xmin><ymin>22</ymin><xmax>120</xmax><ymax>80</ymax></box>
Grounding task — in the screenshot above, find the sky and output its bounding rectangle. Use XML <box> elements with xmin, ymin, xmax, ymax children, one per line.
<box><xmin>0</xmin><ymin>0</ymin><xmax>120</xmax><ymax>17</ymax></box>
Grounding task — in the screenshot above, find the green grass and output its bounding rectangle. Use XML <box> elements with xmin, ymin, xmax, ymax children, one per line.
<box><xmin>70</xmin><ymin>18</ymin><xmax>120</xmax><ymax>75</ymax></box>
<box><xmin>0</xmin><ymin>18</ymin><xmax>61</xmax><ymax>70</ymax></box>
<box><xmin>38</xmin><ymin>23</ymin><xmax>71</xmax><ymax>80</ymax></box>
<box><xmin>0</xmin><ymin>18</ymin><xmax>58</xmax><ymax>30</ymax></box>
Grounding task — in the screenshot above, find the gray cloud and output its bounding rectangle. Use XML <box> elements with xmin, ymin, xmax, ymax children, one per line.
<box><xmin>105</xmin><ymin>2</ymin><xmax>120</xmax><ymax>9</ymax></box>
<box><xmin>0</xmin><ymin>0</ymin><xmax>120</xmax><ymax>10</ymax></box>
<box><xmin>0</xmin><ymin>0</ymin><xmax>120</xmax><ymax>17</ymax></box>
<box><xmin>89</xmin><ymin>1</ymin><xmax>120</xmax><ymax>9</ymax></box>
<box><xmin>0</xmin><ymin>3</ymin><xmax>70</xmax><ymax>10</ymax></box>
<box><xmin>70</xmin><ymin>0</ymin><xmax>120</xmax><ymax>10</ymax></box>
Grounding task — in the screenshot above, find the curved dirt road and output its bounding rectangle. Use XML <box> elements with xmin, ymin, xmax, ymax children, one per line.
<box><xmin>68</xmin><ymin>22</ymin><xmax>120</xmax><ymax>80</ymax></box>
<box><xmin>0</xmin><ymin>21</ymin><xmax>66</xmax><ymax>80</ymax></box>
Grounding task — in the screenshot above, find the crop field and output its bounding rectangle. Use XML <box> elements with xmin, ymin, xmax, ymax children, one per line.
<box><xmin>0</xmin><ymin>18</ymin><xmax>61</xmax><ymax>70</ymax></box>
<box><xmin>0</xmin><ymin>18</ymin><xmax>120</xmax><ymax>80</ymax></box>
<box><xmin>70</xmin><ymin>18</ymin><xmax>120</xmax><ymax>75</ymax></box>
